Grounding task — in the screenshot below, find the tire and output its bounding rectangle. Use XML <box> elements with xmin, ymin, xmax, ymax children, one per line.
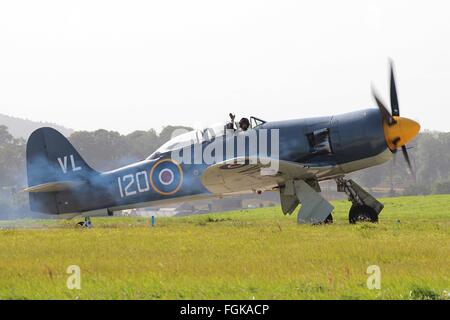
<box><xmin>324</xmin><ymin>213</ymin><xmax>333</xmax><ymax>224</ymax></box>
<box><xmin>349</xmin><ymin>205</ymin><xmax>378</xmax><ymax>224</ymax></box>
<box><xmin>312</xmin><ymin>213</ymin><xmax>333</xmax><ymax>225</ymax></box>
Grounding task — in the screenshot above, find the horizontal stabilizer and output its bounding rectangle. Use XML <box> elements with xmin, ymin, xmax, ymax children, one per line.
<box><xmin>23</xmin><ymin>180</ymin><xmax>87</xmax><ymax>193</ymax></box>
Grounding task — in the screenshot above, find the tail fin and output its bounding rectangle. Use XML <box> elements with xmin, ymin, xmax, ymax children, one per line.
<box><xmin>26</xmin><ymin>127</ymin><xmax>98</xmax><ymax>213</ymax></box>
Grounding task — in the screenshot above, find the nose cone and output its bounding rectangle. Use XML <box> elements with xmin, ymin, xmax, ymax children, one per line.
<box><xmin>384</xmin><ymin>116</ymin><xmax>421</xmax><ymax>150</ymax></box>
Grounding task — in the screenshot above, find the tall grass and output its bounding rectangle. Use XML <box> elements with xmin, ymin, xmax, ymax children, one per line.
<box><xmin>0</xmin><ymin>195</ymin><xmax>448</xmax><ymax>299</ymax></box>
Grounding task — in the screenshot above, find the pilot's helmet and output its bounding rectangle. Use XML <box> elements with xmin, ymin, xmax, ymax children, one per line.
<box><xmin>239</xmin><ymin>117</ymin><xmax>250</xmax><ymax>131</ymax></box>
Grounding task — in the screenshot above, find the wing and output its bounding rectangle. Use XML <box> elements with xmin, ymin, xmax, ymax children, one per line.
<box><xmin>200</xmin><ymin>156</ymin><xmax>335</xmax><ymax>194</ymax></box>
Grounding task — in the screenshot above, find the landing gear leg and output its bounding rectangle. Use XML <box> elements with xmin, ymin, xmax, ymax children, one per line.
<box><xmin>336</xmin><ymin>177</ymin><xmax>384</xmax><ymax>224</ymax></box>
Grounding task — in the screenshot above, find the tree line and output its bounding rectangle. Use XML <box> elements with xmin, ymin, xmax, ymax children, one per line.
<box><xmin>0</xmin><ymin>125</ymin><xmax>191</xmax><ymax>218</ymax></box>
<box><xmin>352</xmin><ymin>130</ymin><xmax>450</xmax><ymax>195</ymax></box>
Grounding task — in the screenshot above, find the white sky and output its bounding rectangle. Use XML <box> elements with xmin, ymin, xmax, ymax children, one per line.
<box><xmin>0</xmin><ymin>0</ymin><xmax>449</xmax><ymax>134</ymax></box>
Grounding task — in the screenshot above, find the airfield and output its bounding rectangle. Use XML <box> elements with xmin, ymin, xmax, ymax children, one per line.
<box><xmin>0</xmin><ymin>194</ymin><xmax>448</xmax><ymax>300</ymax></box>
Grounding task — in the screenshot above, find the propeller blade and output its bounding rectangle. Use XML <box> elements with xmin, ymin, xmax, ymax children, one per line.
<box><xmin>372</xmin><ymin>86</ymin><xmax>396</xmax><ymax>125</ymax></box>
<box><xmin>390</xmin><ymin>61</ymin><xmax>400</xmax><ymax>117</ymax></box>
<box><xmin>402</xmin><ymin>145</ymin><xmax>416</xmax><ymax>181</ymax></box>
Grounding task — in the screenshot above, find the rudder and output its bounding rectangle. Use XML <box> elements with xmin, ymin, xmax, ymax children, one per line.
<box><xmin>26</xmin><ymin>127</ymin><xmax>98</xmax><ymax>214</ymax></box>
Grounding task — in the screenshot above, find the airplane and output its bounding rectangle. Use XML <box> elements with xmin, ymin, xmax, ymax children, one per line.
<box><xmin>24</xmin><ymin>62</ymin><xmax>420</xmax><ymax>227</ymax></box>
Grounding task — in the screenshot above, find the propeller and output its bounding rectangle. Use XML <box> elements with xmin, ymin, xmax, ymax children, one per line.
<box><xmin>371</xmin><ymin>60</ymin><xmax>420</xmax><ymax>180</ymax></box>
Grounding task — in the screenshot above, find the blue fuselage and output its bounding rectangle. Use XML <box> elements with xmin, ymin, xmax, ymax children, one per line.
<box><xmin>60</xmin><ymin>108</ymin><xmax>390</xmax><ymax>214</ymax></box>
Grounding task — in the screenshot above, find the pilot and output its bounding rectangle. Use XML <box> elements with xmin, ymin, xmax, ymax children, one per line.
<box><xmin>239</xmin><ymin>117</ymin><xmax>250</xmax><ymax>131</ymax></box>
<box><xmin>226</xmin><ymin>113</ymin><xmax>236</xmax><ymax>130</ymax></box>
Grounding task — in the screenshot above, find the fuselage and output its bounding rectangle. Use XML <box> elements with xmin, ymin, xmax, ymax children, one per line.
<box><xmin>61</xmin><ymin>108</ymin><xmax>391</xmax><ymax>215</ymax></box>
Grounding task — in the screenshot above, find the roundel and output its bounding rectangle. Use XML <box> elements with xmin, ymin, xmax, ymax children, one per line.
<box><xmin>150</xmin><ymin>159</ymin><xmax>183</xmax><ymax>195</ymax></box>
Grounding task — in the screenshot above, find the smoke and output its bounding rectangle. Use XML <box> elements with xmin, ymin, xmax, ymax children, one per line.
<box><xmin>0</xmin><ymin>153</ymin><xmax>57</xmax><ymax>222</ymax></box>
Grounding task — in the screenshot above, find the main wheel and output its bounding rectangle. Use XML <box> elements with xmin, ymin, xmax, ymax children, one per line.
<box><xmin>324</xmin><ymin>213</ymin><xmax>333</xmax><ymax>224</ymax></box>
<box><xmin>349</xmin><ymin>205</ymin><xmax>378</xmax><ymax>224</ymax></box>
<box><xmin>312</xmin><ymin>213</ymin><xmax>333</xmax><ymax>225</ymax></box>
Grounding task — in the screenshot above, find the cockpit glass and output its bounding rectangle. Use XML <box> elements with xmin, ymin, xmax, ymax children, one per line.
<box><xmin>250</xmin><ymin>116</ymin><xmax>266</xmax><ymax>128</ymax></box>
<box><xmin>147</xmin><ymin>129</ymin><xmax>200</xmax><ymax>159</ymax></box>
<box><xmin>147</xmin><ymin>117</ymin><xmax>267</xmax><ymax>159</ymax></box>
<box><xmin>201</xmin><ymin>122</ymin><xmax>228</xmax><ymax>141</ymax></box>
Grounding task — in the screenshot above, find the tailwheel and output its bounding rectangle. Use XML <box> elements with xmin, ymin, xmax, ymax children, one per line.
<box><xmin>349</xmin><ymin>205</ymin><xmax>378</xmax><ymax>224</ymax></box>
<box><xmin>76</xmin><ymin>217</ymin><xmax>93</xmax><ymax>228</ymax></box>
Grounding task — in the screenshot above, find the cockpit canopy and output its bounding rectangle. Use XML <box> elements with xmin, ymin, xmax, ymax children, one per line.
<box><xmin>147</xmin><ymin>116</ymin><xmax>266</xmax><ymax>159</ymax></box>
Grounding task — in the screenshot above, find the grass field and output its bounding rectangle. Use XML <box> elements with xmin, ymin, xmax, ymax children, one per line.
<box><xmin>0</xmin><ymin>195</ymin><xmax>449</xmax><ymax>300</ymax></box>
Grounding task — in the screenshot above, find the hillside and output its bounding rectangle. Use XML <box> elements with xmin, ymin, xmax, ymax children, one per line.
<box><xmin>0</xmin><ymin>114</ymin><xmax>73</xmax><ymax>139</ymax></box>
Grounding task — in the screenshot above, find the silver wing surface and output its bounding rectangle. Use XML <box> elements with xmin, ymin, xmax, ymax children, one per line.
<box><xmin>200</xmin><ymin>156</ymin><xmax>335</xmax><ymax>194</ymax></box>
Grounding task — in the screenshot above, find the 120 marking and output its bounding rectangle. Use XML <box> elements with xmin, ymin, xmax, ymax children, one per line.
<box><xmin>117</xmin><ymin>171</ymin><xmax>150</xmax><ymax>197</ymax></box>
